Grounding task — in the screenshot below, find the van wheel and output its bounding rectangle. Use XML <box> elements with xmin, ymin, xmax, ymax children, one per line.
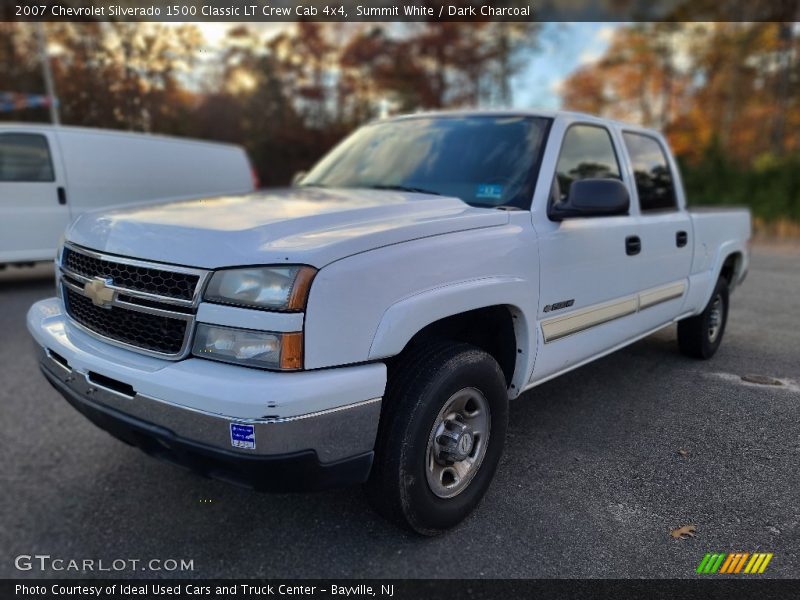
<box><xmin>366</xmin><ymin>342</ymin><xmax>508</xmax><ymax>535</ymax></box>
<box><xmin>678</xmin><ymin>277</ymin><xmax>729</xmax><ymax>359</ymax></box>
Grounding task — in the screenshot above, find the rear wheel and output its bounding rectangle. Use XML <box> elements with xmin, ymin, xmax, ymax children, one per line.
<box><xmin>366</xmin><ymin>342</ymin><xmax>508</xmax><ymax>535</ymax></box>
<box><xmin>678</xmin><ymin>277</ymin><xmax>729</xmax><ymax>359</ymax></box>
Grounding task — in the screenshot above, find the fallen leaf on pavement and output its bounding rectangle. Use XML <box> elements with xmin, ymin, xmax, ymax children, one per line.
<box><xmin>671</xmin><ymin>525</ymin><xmax>696</xmax><ymax>539</ymax></box>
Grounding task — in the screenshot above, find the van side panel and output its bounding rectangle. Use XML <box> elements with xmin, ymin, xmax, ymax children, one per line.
<box><xmin>0</xmin><ymin>128</ymin><xmax>70</xmax><ymax>263</ymax></box>
<box><xmin>56</xmin><ymin>130</ymin><xmax>253</xmax><ymax>210</ymax></box>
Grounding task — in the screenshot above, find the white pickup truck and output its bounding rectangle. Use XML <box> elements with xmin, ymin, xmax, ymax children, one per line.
<box><xmin>28</xmin><ymin>111</ymin><xmax>750</xmax><ymax>534</ymax></box>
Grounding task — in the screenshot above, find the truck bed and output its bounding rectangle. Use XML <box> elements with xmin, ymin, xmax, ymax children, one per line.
<box><xmin>689</xmin><ymin>207</ymin><xmax>751</xmax><ymax>285</ymax></box>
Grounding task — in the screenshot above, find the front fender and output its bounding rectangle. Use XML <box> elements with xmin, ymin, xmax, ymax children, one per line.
<box><xmin>368</xmin><ymin>276</ymin><xmax>536</xmax><ymax>393</ymax></box>
<box><xmin>302</xmin><ymin>215</ymin><xmax>539</xmax><ymax>373</ymax></box>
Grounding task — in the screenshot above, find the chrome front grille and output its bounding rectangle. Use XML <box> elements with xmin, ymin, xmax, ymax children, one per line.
<box><xmin>64</xmin><ymin>288</ymin><xmax>189</xmax><ymax>355</ymax></box>
<box><xmin>59</xmin><ymin>244</ymin><xmax>209</xmax><ymax>358</ymax></box>
<box><xmin>62</xmin><ymin>246</ymin><xmax>202</xmax><ymax>304</ymax></box>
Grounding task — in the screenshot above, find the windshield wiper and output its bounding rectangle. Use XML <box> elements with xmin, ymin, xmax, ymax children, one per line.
<box><xmin>362</xmin><ymin>184</ymin><xmax>443</xmax><ymax>196</ymax></box>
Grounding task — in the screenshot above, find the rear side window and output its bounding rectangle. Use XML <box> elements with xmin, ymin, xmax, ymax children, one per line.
<box><xmin>623</xmin><ymin>132</ymin><xmax>677</xmax><ymax>212</ymax></box>
<box><xmin>0</xmin><ymin>133</ymin><xmax>55</xmax><ymax>182</ymax></box>
<box><xmin>553</xmin><ymin>125</ymin><xmax>621</xmax><ymax>202</ymax></box>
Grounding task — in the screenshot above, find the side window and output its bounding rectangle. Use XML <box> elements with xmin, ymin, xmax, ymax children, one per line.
<box><xmin>622</xmin><ymin>132</ymin><xmax>677</xmax><ymax>212</ymax></box>
<box><xmin>553</xmin><ymin>125</ymin><xmax>621</xmax><ymax>202</ymax></box>
<box><xmin>0</xmin><ymin>133</ymin><xmax>55</xmax><ymax>182</ymax></box>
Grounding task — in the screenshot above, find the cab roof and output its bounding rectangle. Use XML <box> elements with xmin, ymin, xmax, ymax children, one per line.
<box><xmin>384</xmin><ymin>108</ymin><xmax>661</xmax><ymax>136</ymax></box>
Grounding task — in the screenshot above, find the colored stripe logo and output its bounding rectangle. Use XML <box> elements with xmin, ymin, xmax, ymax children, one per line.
<box><xmin>697</xmin><ymin>552</ymin><xmax>773</xmax><ymax>574</ymax></box>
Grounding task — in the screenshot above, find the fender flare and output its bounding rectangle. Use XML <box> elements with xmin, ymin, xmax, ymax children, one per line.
<box><xmin>698</xmin><ymin>241</ymin><xmax>747</xmax><ymax>310</ymax></box>
<box><xmin>367</xmin><ymin>276</ymin><xmax>536</xmax><ymax>393</ymax></box>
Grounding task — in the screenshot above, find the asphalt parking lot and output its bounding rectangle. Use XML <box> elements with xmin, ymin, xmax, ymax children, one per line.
<box><xmin>1</xmin><ymin>246</ymin><xmax>798</xmax><ymax>579</ymax></box>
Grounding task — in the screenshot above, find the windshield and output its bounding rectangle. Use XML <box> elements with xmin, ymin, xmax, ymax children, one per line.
<box><xmin>300</xmin><ymin>115</ymin><xmax>551</xmax><ymax>209</ymax></box>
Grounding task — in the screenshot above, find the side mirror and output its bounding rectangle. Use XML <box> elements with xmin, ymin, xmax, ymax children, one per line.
<box><xmin>549</xmin><ymin>178</ymin><xmax>630</xmax><ymax>221</ymax></box>
<box><xmin>291</xmin><ymin>171</ymin><xmax>308</xmax><ymax>186</ymax></box>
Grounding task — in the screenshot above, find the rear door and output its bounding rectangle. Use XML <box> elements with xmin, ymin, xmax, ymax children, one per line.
<box><xmin>0</xmin><ymin>130</ymin><xmax>70</xmax><ymax>263</ymax></box>
<box><xmin>621</xmin><ymin>131</ymin><xmax>692</xmax><ymax>330</ymax></box>
<box><xmin>531</xmin><ymin>120</ymin><xmax>643</xmax><ymax>382</ymax></box>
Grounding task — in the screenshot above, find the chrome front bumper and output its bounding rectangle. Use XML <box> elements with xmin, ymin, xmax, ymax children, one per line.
<box><xmin>38</xmin><ymin>346</ymin><xmax>381</xmax><ymax>464</ymax></box>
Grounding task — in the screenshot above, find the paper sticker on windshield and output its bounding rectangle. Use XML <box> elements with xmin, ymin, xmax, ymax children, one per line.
<box><xmin>476</xmin><ymin>184</ymin><xmax>503</xmax><ymax>200</ymax></box>
<box><xmin>230</xmin><ymin>423</ymin><xmax>256</xmax><ymax>450</ymax></box>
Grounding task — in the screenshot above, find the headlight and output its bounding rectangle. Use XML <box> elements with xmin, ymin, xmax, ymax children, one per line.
<box><xmin>192</xmin><ymin>324</ymin><xmax>303</xmax><ymax>370</ymax></box>
<box><xmin>204</xmin><ymin>266</ymin><xmax>316</xmax><ymax>311</ymax></box>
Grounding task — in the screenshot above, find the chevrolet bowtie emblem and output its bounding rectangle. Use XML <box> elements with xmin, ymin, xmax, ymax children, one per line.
<box><xmin>84</xmin><ymin>277</ymin><xmax>115</xmax><ymax>308</ymax></box>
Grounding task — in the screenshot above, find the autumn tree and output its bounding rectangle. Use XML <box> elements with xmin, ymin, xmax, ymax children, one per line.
<box><xmin>1</xmin><ymin>21</ymin><xmax>542</xmax><ymax>183</ymax></box>
<box><xmin>561</xmin><ymin>22</ymin><xmax>800</xmax><ymax>226</ymax></box>
<box><xmin>0</xmin><ymin>23</ymin><xmax>51</xmax><ymax>122</ymax></box>
<box><xmin>562</xmin><ymin>22</ymin><xmax>799</xmax><ymax>164</ymax></box>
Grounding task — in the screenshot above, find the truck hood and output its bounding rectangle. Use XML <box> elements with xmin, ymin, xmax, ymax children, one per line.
<box><xmin>66</xmin><ymin>187</ymin><xmax>509</xmax><ymax>268</ymax></box>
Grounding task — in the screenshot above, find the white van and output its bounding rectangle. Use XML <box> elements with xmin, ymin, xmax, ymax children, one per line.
<box><xmin>0</xmin><ymin>124</ymin><xmax>256</xmax><ymax>266</ymax></box>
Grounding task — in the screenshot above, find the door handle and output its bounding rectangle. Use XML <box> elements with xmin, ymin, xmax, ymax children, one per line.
<box><xmin>57</xmin><ymin>186</ymin><xmax>67</xmax><ymax>205</ymax></box>
<box><xmin>625</xmin><ymin>235</ymin><xmax>641</xmax><ymax>256</ymax></box>
<box><xmin>676</xmin><ymin>230</ymin><xmax>688</xmax><ymax>247</ymax></box>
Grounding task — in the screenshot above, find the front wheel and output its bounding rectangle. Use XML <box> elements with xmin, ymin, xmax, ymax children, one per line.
<box><xmin>678</xmin><ymin>277</ymin><xmax>729</xmax><ymax>359</ymax></box>
<box><xmin>366</xmin><ymin>342</ymin><xmax>509</xmax><ymax>535</ymax></box>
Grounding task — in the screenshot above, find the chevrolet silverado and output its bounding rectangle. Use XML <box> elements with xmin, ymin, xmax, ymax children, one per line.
<box><xmin>28</xmin><ymin>111</ymin><xmax>750</xmax><ymax>534</ymax></box>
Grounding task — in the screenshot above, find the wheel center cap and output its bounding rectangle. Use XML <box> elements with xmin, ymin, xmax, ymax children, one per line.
<box><xmin>435</xmin><ymin>418</ymin><xmax>475</xmax><ymax>464</ymax></box>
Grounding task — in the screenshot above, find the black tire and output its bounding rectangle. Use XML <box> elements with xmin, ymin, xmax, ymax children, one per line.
<box><xmin>366</xmin><ymin>341</ymin><xmax>509</xmax><ymax>535</ymax></box>
<box><xmin>678</xmin><ymin>277</ymin><xmax>729</xmax><ymax>359</ymax></box>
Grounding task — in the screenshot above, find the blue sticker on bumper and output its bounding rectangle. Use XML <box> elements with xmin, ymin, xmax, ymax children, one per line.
<box><xmin>230</xmin><ymin>423</ymin><xmax>256</xmax><ymax>450</ymax></box>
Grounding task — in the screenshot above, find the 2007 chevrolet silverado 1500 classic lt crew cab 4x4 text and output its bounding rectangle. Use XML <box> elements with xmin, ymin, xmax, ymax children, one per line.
<box><xmin>28</xmin><ymin>111</ymin><xmax>750</xmax><ymax>534</ymax></box>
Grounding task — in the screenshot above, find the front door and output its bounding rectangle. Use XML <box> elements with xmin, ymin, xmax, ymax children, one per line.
<box><xmin>531</xmin><ymin>122</ymin><xmax>643</xmax><ymax>382</ymax></box>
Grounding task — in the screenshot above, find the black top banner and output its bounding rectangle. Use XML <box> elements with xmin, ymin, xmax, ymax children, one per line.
<box><xmin>2</xmin><ymin>0</ymin><xmax>800</xmax><ymax>22</ymax></box>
